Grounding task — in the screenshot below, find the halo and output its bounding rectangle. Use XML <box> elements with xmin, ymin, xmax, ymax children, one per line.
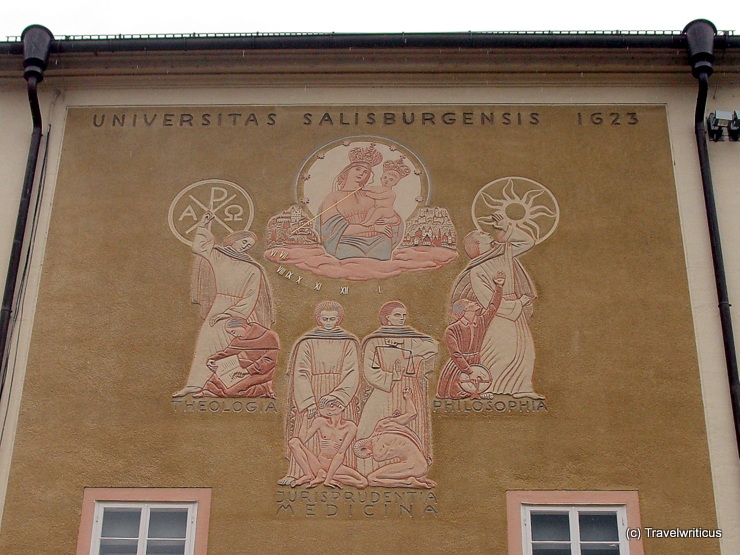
<box><xmin>295</xmin><ymin>135</ymin><xmax>430</xmax><ymax>222</ymax></box>
<box><xmin>472</xmin><ymin>177</ymin><xmax>560</xmax><ymax>245</ymax></box>
<box><xmin>168</xmin><ymin>179</ymin><xmax>254</xmax><ymax>246</ymax></box>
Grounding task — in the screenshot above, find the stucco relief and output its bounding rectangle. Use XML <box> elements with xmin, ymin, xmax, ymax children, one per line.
<box><xmin>437</xmin><ymin>177</ymin><xmax>559</xmax><ymax>401</ymax></box>
<box><xmin>282</xmin><ymin>301</ymin><xmax>437</xmax><ymax>489</ymax></box>
<box><xmin>169</xmin><ymin>180</ymin><xmax>278</xmax><ymax>399</ymax></box>
<box><xmin>265</xmin><ymin>137</ymin><xmax>458</xmax><ymax>281</ymax></box>
<box><xmin>356</xmin><ymin>302</ymin><xmax>438</xmax><ymax>488</ymax></box>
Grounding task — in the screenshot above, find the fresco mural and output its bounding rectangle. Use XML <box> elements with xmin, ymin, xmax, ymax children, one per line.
<box><xmin>265</xmin><ymin>137</ymin><xmax>457</xmax><ymax>281</ymax></box>
<box><xmin>169</xmin><ymin>180</ymin><xmax>278</xmax><ymax>399</ymax></box>
<box><xmin>438</xmin><ymin>177</ymin><xmax>560</xmax><ymax>400</ymax></box>
<box><xmin>281</xmin><ymin>301</ymin><xmax>361</xmax><ymax>486</ymax></box>
<box><xmin>162</xmin><ymin>123</ymin><xmax>562</xmax><ymax>500</ymax></box>
<box><xmin>357</xmin><ymin>302</ymin><xmax>437</xmax><ymax>478</ymax></box>
<box><xmin>355</xmin><ymin>386</ymin><xmax>436</xmax><ymax>489</ymax></box>
<box><xmin>163</xmin><ymin>134</ymin><xmax>563</xmax><ymax>498</ymax></box>
<box><xmin>280</xmin><ymin>300</ymin><xmax>437</xmax><ymax>489</ymax></box>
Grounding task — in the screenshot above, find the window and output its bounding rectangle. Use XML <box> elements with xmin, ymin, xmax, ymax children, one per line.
<box><xmin>524</xmin><ymin>505</ymin><xmax>627</xmax><ymax>555</ymax></box>
<box><xmin>92</xmin><ymin>502</ymin><xmax>196</xmax><ymax>555</ymax></box>
<box><xmin>77</xmin><ymin>488</ymin><xmax>211</xmax><ymax>555</ymax></box>
<box><xmin>507</xmin><ymin>491</ymin><xmax>644</xmax><ymax>555</ymax></box>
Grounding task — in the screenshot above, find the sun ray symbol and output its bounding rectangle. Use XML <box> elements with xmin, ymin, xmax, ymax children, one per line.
<box><xmin>472</xmin><ymin>177</ymin><xmax>560</xmax><ymax>244</ymax></box>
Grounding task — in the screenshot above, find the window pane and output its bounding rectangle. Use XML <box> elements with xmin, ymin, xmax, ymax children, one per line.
<box><xmin>581</xmin><ymin>545</ymin><xmax>620</xmax><ymax>555</ymax></box>
<box><xmin>145</xmin><ymin>539</ymin><xmax>187</xmax><ymax>555</ymax></box>
<box><xmin>101</xmin><ymin>508</ymin><xmax>142</xmax><ymax>538</ymax></box>
<box><xmin>579</xmin><ymin>513</ymin><xmax>619</xmax><ymax>542</ymax></box>
<box><xmin>99</xmin><ymin>538</ymin><xmax>139</xmax><ymax>554</ymax></box>
<box><xmin>532</xmin><ymin>545</ymin><xmax>573</xmax><ymax>555</ymax></box>
<box><xmin>531</xmin><ymin>513</ymin><xmax>571</xmax><ymax>541</ymax></box>
<box><xmin>148</xmin><ymin>509</ymin><xmax>188</xmax><ymax>539</ymax></box>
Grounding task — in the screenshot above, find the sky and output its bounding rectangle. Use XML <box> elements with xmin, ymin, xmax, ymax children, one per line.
<box><xmin>1</xmin><ymin>0</ymin><xmax>737</xmax><ymax>40</ymax></box>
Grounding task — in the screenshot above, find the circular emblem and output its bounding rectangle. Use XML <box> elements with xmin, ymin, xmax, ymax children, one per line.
<box><xmin>168</xmin><ymin>179</ymin><xmax>255</xmax><ymax>246</ymax></box>
<box><xmin>472</xmin><ymin>177</ymin><xmax>559</xmax><ymax>244</ymax></box>
<box><xmin>295</xmin><ymin>136</ymin><xmax>430</xmax><ymax>223</ymax></box>
<box><xmin>459</xmin><ymin>364</ymin><xmax>493</xmax><ymax>397</ymax></box>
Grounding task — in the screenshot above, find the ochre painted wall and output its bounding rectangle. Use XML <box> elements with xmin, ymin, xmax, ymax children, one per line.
<box><xmin>0</xmin><ymin>104</ymin><xmax>718</xmax><ymax>553</ymax></box>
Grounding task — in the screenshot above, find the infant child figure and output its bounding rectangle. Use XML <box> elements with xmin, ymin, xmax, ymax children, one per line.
<box><xmin>360</xmin><ymin>157</ymin><xmax>411</xmax><ymax>226</ymax></box>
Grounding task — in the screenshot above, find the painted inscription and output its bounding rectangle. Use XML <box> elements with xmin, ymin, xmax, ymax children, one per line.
<box><xmin>171</xmin><ymin>398</ymin><xmax>279</xmax><ymax>414</ymax></box>
<box><xmin>433</xmin><ymin>398</ymin><xmax>548</xmax><ymax>414</ymax></box>
<box><xmin>91</xmin><ymin>109</ymin><xmax>541</xmax><ymax>129</ymax></box>
<box><xmin>275</xmin><ymin>488</ymin><xmax>439</xmax><ymax>518</ymax></box>
<box><xmin>265</xmin><ymin>137</ymin><xmax>457</xmax><ymax>281</ymax></box>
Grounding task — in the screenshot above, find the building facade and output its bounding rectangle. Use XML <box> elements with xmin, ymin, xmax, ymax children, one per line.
<box><xmin>0</xmin><ymin>23</ymin><xmax>738</xmax><ymax>554</ymax></box>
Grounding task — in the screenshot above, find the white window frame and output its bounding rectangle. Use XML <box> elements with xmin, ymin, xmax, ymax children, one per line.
<box><xmin>506</xmin><ymin>491</ymin><xmax>644</xmax><ymax>555</ymax></box>
<box><xmin>76</xmin><ymin>488</ymin><xmax>211</xmax><ymax>555</ymax></box>
<box><xmin>522</xmin><ymin>504</ymin><xmax>629</xmax><ymax>555</ymax></box>
<box><xmin>90</xmin><ymin>501</ymin><xmax>197</xmax><ymax>555</ymax></box>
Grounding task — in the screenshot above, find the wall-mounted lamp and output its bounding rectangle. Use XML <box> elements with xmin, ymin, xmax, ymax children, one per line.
<box><xmin>707</xmin><ymin>110</ymin><xmax>740</xmax><ymax>142</ymax></box>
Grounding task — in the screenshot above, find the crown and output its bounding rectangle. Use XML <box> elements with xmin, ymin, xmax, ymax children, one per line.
<box><xmin>382</xmin><ymin>156</ymin><xmax>411</xmax><ymax>178</ymax></box>
<box><xmin>348</xmin><ymin>143</ymin><xmax>383</xmax><ymax>167</ymax></box>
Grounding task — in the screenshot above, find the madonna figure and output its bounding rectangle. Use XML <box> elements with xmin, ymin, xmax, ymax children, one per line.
<box><xmin>318</xmin><ymin>144</ymin><xmax>402</xmax><ymax>260</ymax></box>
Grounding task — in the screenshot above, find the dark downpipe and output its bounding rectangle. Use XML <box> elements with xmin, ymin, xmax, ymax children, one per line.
<box><xmin>684</xmin><ymin>19</ymin><xmax>740</xmax><ymax>455</ymax></box>
<box><xmin>0</xmin><ymin>25</ymin><xmax>53</xmax><ymax>400</ymax></box>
